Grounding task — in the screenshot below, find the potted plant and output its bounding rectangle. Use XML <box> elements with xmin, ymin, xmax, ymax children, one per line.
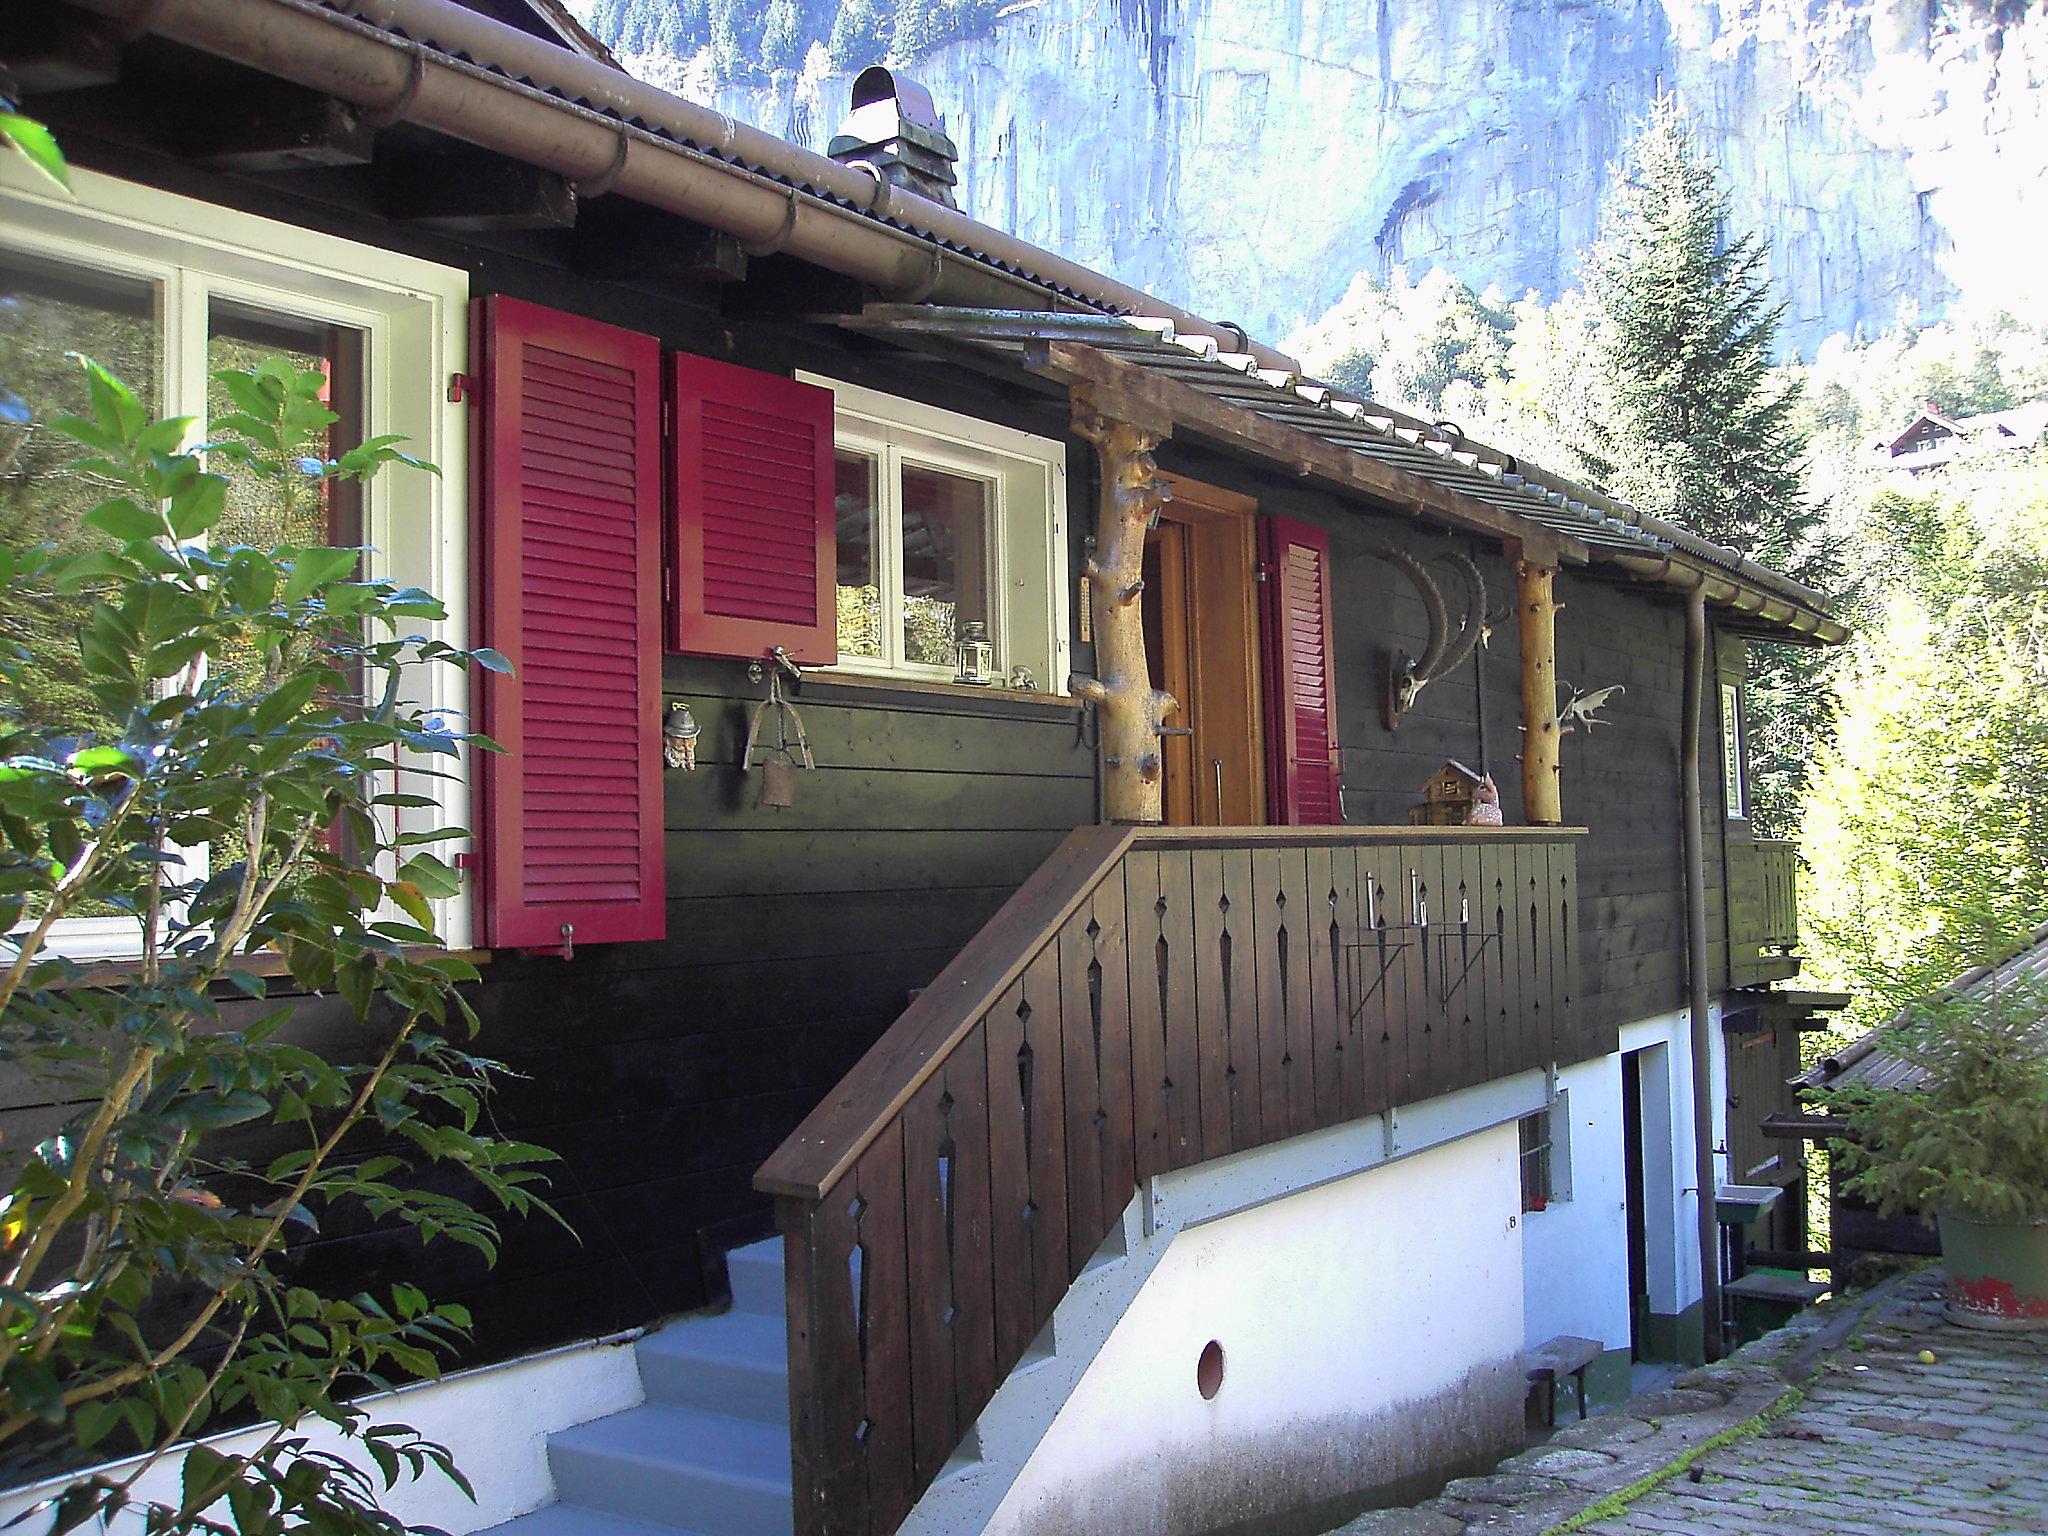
<box><xmin>1826</xmin><ymin>981</ymin><xmax>2048</xmax><ymax>1329</ymax></box>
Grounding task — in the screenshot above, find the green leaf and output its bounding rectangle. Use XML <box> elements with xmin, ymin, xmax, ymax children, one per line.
<box><xmin>166</xmin><ymin>474</ymin><xmax>229</xmax><ymax>540</ymax></box>
<box><xmin>82</xmin><ymin>498</ymin><xmax>164</xmax><ymax>542</ymax></box>
<box><xmin>471</xmin><ymin>647</ymin><xmax>513</xmax><ymax>675</ymax></box>
<box><xmin>0</xmin><ymin>112</ymin><xmax>70</xmax><ymax>192</ymax></box>
<box><xmin>253</xmin><ymin>672</ymin><xmax>321</xmax><ymax>735</ymax></box>
<box><xmin>279</xmin><ymin>545</ymin><xmax>362</xmax><ymax>603</ymax></box>
<box><xmin>398</xmin><ymin>853</ymin><xmax>463</xmax><ymax>900</ymax></box>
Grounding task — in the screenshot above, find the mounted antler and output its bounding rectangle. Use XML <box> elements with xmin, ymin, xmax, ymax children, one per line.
<box><xmin>1557</xmin><ymin>681</ymin><xmax>1626</xmax><ymax>734</ymax></box>
<box><xmin>1376</xmin><ymin>547</ymin><xmax>1489</xmax><ymax>729</ymax></box>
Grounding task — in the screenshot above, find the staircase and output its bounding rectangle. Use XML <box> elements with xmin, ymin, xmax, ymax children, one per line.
<box><xmin>491</xmin><ymin>1241</ymin><xmax>793</xmax><ymax>1536</ymax></box>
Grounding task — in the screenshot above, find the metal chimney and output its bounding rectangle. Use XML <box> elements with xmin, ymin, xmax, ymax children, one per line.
<box><xmin>827</xmin><ymin>66</ymin><xmax>960</xmax><ymax>210</ymax></box>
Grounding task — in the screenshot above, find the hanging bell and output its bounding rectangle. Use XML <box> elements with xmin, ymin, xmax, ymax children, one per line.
<box><xmin>759</xmin><ymin>755</ymin><xmax>799</xmax><ymax>808</ymax></box>
<box><xmin>662</xmin><ymin>702</ymin><xmax>700</xmax><ymax>771</ymax></box>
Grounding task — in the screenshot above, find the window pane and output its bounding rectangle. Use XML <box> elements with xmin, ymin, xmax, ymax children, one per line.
<box><xmin>834</xmin><ymin>451</ymin><xmax>881</xmax><ymax>660</ymax></box>
<box><xmin>207</xmin><ymin>299</ymin><xmax>364</xmax><ymax>554</ymax></box>
<box><xmin>900</xmin><ymin>463</ymin><xmax>990</xmax><ymax>667</ymax></box>
<box><xmin>0</xmin><ymin>254</ymin><xmax>161</xmax><ymax>742</ymax></box>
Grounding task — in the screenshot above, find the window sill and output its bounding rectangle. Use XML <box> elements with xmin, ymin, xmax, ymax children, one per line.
<box><xmin>42</xmin><ymin>947</ymin><xmax>493</xmax><ymax>992</ymax></box>
<box><xmin>806</xmin><ymin>669</ymin><xmax>1076</xmax><ymax>712</ymax></box>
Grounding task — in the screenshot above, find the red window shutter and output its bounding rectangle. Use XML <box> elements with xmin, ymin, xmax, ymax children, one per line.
<box><xmin>472</xmin><ymin>295</ymin><xmax>665</xmax><ymax>950</ymax></box>
<box><xmin>1260</xmin><ymin>514</ymin><xmax>1342</xmax><ymax>826</ymax></box>
<box><xmin>667</xmin><ymin>353</ymin><xmax>837</xmax><ymax>664</ymax></box>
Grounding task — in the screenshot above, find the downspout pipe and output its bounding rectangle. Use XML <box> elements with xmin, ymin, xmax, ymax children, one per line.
<box><xmin>69</xmin><ymin>0</ymin><xmax>1297</xmax><ymax>371</ymax></box>
<box><xmin>1680</xmin><ymin>579</ymin><xmax>1724</xmax><ymax>1362</ymax></box>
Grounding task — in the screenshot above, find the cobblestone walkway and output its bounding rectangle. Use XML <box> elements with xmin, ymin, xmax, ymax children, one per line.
<box><xmin>1580</xmin><ymin>1269</ymin><xmax>2048</xmax><ymax>1536</ymax></box>
<box><xmin>1333</xmin><ymin>1267</ymin><xmax>2048</xmax><ymax>1536</ymax></box>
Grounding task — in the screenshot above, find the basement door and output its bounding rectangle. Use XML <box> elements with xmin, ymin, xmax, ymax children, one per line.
<box><xmin>1141</xmin><ymin>476</ymin><xmax>1267</xmax><ymax>826</ymax></box>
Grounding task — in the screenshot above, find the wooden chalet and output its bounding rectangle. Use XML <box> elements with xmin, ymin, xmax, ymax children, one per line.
<box><xmin>0</xmin><ymin>3</ymin><xmax>1850</xmax><ymax>1533</ymax></box>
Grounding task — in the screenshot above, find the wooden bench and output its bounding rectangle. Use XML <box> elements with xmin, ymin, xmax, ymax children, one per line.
<box><xmin>1524</xmin><ymin>1334</ymin><xmax>1602</xmax><ymax>1427</ymax></box>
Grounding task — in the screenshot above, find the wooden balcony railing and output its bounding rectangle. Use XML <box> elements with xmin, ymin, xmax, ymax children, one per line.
<box><xmin>754</xmin><ymin>825</ymin><xmax>1582</xmax><ymax>1536</ymax></box>
<box><xmin>1728</xmin><ymin>837</ymin><xmax>1800</xmax><ymax>986</ymax></box>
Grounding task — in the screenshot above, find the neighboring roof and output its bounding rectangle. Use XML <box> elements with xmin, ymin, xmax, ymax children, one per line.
<box><xmin>1800</xmin><ymin>921</ymin><xmax>2048</xmax><ymax>1092</ymax></box>
<box><xmin>71</xmin><ymin>0</ymin><xmax>1846</xmax><ymax>643</ymax></box>
<box><xmin>455</xmin><ymin>0</ymin><xmax>627</xmax><ymax>64</ymax></box>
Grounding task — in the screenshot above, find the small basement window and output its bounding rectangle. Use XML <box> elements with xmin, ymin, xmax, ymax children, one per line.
<box><xmin>1519</xmin><ymin>1091</ymin><xmax>1572</xmax><ymax>1213</ymax></box>
<box><xmin>802</xmin><ymin>375</ymin><xmax>1068</xmax><ymax>691</ymax></box>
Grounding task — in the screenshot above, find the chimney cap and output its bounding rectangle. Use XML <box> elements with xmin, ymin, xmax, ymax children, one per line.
<box><xmin>851</xmin><ymin>66</ymin><xmax>945</xmax><ymax>136</ymax></box>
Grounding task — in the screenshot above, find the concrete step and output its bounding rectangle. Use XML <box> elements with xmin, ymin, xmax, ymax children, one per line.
<box><xmin>724</xmin><ymin>1239</ymin><xmax>785</xmax><ymax>1318</ymax></box>
<box><xmin>488</xmin><ymin>1505</ymin><xmax>712</xmax><ymax>1536</ymax></box>
<box><xmin>549</xmin><ymin>1403</ymin><xmax>793</xmax><ymax>1536</ymax></box>
<box><xmin>636</xmin><ymin>1309</ymin><xmax>789</xmax><ymax>1425</ymax></box>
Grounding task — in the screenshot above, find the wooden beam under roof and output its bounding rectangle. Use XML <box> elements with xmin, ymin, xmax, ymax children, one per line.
<box><xmin>1018</xmin><ymin>337</ymin><xmax>1585</xmax><ymax>567</ymax></box>
<box><xmin>0</xmin><ymin>4</ymin><xmax>121</xmax><ymax>94</ymax></box>
<box><xmin>383</xmin><ymin>151</ymin><xmax>577</xmax><ymax>232</ymax></box>
<box><xmin>186</xmin><ymin>82</ymin><xmax>377</xmax><ymax>172</ymax></box>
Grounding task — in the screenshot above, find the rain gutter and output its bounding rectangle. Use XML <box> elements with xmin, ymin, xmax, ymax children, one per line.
<box><xmin>68</xmin><ymin>0</ymin><xmax>1297</xmax><ymax>371</ymax></box>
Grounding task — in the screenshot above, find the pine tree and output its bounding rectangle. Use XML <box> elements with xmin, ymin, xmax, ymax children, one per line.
<box><xmin>1586</xmin><ymin>95</ymin><xmax>1844</xmax><ymax>836</ymax></box>
<box><xmin>1586</xmin><ymin>95</ymin><xmax>1827</xmax><ymax>580</ymax></box>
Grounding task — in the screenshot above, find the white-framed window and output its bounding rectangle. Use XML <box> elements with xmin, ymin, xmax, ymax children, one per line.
<box><xmin>1720</xmin><ymin>680</ymin><xmax>1746</xmax><ymax>822</ymax></box>
<box><xmin>0</xmin><ymin>163</ymin><xmax>471</xmax><ymax>958</ymax></box>
<box><xmin>797</xmin><ymin>374</ymin><xmax>1069</xmax><ymax>691</ymax></box>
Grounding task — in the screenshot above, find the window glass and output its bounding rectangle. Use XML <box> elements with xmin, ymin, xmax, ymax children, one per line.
<box><xmin>1721</xmin><ymin>681</ymin><xmax>1745</xmax><ymax>820</ymax></box>
<box><xmin>834</xmin><ymin>450</ymin><xmax>881</xmax><ymax>660</ymax></box>
<box><xmin>0</xmin><ymin>256</ymin><xmax>160</xmax><ymax>743</ymax></box>
<box><xmin>899</xmin><ymin>463</ymin><xmax>990</xmax><ymax>668</ymax></box>
<box><xmin>207</xmin><ymin>298</ymin><xmax>364</xmax><ymax>555</ymax></box>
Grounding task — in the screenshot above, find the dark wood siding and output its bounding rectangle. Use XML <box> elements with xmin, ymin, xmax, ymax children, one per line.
<box><xmin>7</xmin><ymin>127</ymin><xmax>1775</xmax><ymax>1371</ymax></box>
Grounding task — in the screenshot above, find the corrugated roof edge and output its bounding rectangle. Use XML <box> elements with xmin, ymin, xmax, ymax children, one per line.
<box><xmin>1798</xmin><ymin>918</ymin><xmax>2048</xmax><ymax>1092</ymax></box>
<box><xmin>86</xmin><ymin>0</ymin><xmax>1843</xmax><ymax>637</ymax></box>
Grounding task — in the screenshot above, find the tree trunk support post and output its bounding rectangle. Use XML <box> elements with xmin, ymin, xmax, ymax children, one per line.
<box><xmin>1516</xmin><ymin>552</ymin><xmax>1563</xmax><ymax>826</ymax></box>
<box><xmin>1070</xmin><ymin>386</ymin><xmax>1177</xmax><ymax>825</ymax></box>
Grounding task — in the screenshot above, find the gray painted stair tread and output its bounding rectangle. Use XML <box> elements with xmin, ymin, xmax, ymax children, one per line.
<box><xmin>723</xmin><ymin>1241</ymin><xmax>784</xmax><ymax>1316</ymax></box>
<box><xmin>640</xmin><ymin>1309</ymin><xmax>787</xmax><ymax>1367</ymax></box>
<box><xmin>552</xmin><ymin>1402</ymin><xmax>791</xmax><ymax>1488</ymax></box>
<box><xmin>486</xmin><ymin>1504</ymin><xmax>712</xmax><ymax>1536</ymax></box>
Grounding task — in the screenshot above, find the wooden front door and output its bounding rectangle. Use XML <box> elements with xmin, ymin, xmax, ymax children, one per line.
<box><xmin>1140</xmin><ymin>477</ymin><xmax>1266</xmax><ymax>826</ymax></box>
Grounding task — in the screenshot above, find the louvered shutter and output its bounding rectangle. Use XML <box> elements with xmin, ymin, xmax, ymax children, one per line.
<box><xmin>472</xmin><ymin>296</ymin><xmax>665</xmax><ymax>949</ymax></box>
<box><xmin>667</xmin><ymin>353</ymin><xmax>837</xmax><ymax>664</ymax></box>
<box><xmin>1259</xmin><ymin>514</ymin><xmax>1342</xmax><ymax>826</ymax></box>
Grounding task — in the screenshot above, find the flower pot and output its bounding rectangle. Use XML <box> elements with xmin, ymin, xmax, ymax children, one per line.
<box><xmin>1936</xmin><ymin>1211</ymin><xmax>2048</xmax><ymax>1331</ymax></box>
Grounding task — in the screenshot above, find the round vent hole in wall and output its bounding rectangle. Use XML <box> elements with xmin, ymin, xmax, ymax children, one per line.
<box><xmin>1197</xmin><ymin>1340</ymin><xmax>1225</xmax><ymax>1401</ymax></box>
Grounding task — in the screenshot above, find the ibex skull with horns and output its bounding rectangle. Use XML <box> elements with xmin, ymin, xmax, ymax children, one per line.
<box><xmin>1376</xmin><ymin>547</ymin><xmax>1493</xmax><ymax>730</ymax></box>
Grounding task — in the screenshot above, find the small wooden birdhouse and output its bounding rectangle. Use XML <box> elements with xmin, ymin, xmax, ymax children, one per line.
<box><xmin>1410</xmin><ymin>760</ymin><xmax>1486</xmax><ymax>826</ymax></box>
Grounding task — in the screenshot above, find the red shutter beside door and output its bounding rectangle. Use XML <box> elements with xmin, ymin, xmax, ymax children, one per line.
<box><xmin>473</xmin><ymin>295</ymin><xmax>665</xmax><ymax>950</ymax></box>
<box><xmin>1260</xmin><ymin>514</ymin><xmax>1342</xmax><ymax>826</ymax></box>
<box><xmin>667</xmin><ymin>353</ymin><xmax>837</xmax><ymax>664</ymax></box>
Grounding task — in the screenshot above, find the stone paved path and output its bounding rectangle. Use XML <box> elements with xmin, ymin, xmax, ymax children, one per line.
<box><xmin>1579</xmin><ymin>1269</ymin><xmax>2048</xmax><ymax>1536</ymax></box>
<box><xmin>1332</xmin><ymin>1267</ymin><xmax>2048</xmax><ymax>1536</ymax></box>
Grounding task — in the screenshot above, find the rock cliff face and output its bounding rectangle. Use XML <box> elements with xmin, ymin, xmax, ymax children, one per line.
<box><xmin>628</xmin><ymin>0</ymin><xmax>2048</xmax><ymax>354</ymax></box>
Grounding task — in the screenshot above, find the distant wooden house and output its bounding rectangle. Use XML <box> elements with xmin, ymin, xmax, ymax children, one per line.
<box><xmin>1872</xmin><ymin>399</ymin><xmax>2048</xmax><ymax>474</ymax></box>
<box><xmin>0</xmin><ymin>4</ymin><xmax>1852</xmax><ymax>1534</ymax></box>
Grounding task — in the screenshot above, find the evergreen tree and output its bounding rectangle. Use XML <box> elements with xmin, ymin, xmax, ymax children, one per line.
<box><xmin>828</xmin><ymin>0</ymin><xmax>890</xmax><ymax>68</ymax></box>
<box><xmin>1585</xmin><ymin>95</ymin><xmax>1843</xmax><ymax>836</ymax></box>
<box><xmin>1585</xmin><ymin>95</ymin><xmax>1825</xmax><ymax>579</ymax></box>
<box><xmin>760</xmin><ymin>0</ymin><xmax>805</xmax><ymax>71</ymax></box>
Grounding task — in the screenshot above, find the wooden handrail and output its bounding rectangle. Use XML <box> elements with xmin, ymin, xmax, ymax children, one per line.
<box><xmin>756</xmin><ymin>824</ymin><xmax>1137</xmax><ymax>1200</ymax></box>
<box><xmin>762</xmin><ymin>824</ymin><xmax>1585</xmax><ymax>1536</ymax></box>
<box><xmin>756</xmin><ymin>824</ymin><xmax>1584</xmax><ymax>1200</ymax></box>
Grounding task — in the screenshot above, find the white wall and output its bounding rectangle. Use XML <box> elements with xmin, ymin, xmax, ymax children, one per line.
<box><xmin>983</xmin><ymin>1126</ymin><xmax>1525</xmax><ymax>1536</ymax></box>
<box><xmin>0</xmin><ymin>1336</ymin><xmax>643</xmax><ymax>1536</ymax></box>
<box><xmin>1519</xmin><ymin>1053</ymin><xmax>1632</xmax><ymax>1357</ymax></box>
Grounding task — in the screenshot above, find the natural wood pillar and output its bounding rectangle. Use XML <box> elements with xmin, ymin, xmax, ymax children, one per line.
<box><xmin>1516</xmin><ymin>556</ymin><xmax>1563</xmax><ymax>826</ymax></box>
<box><xmin>1071</xmin><ymin>396</ymin><xmax>1177</xmax><ymax>824</ymax></box>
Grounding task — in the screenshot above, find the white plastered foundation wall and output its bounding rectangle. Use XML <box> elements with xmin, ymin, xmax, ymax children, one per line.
<box><xmin>0</xmin><ymin>1336</ymin><xmax>642</xmax><ymax>1536</ymax></box>
<box><xmin>971</xmin><ymin>1120</ymin><xmax>1527</xmax><ymax>1536</ymax></box>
